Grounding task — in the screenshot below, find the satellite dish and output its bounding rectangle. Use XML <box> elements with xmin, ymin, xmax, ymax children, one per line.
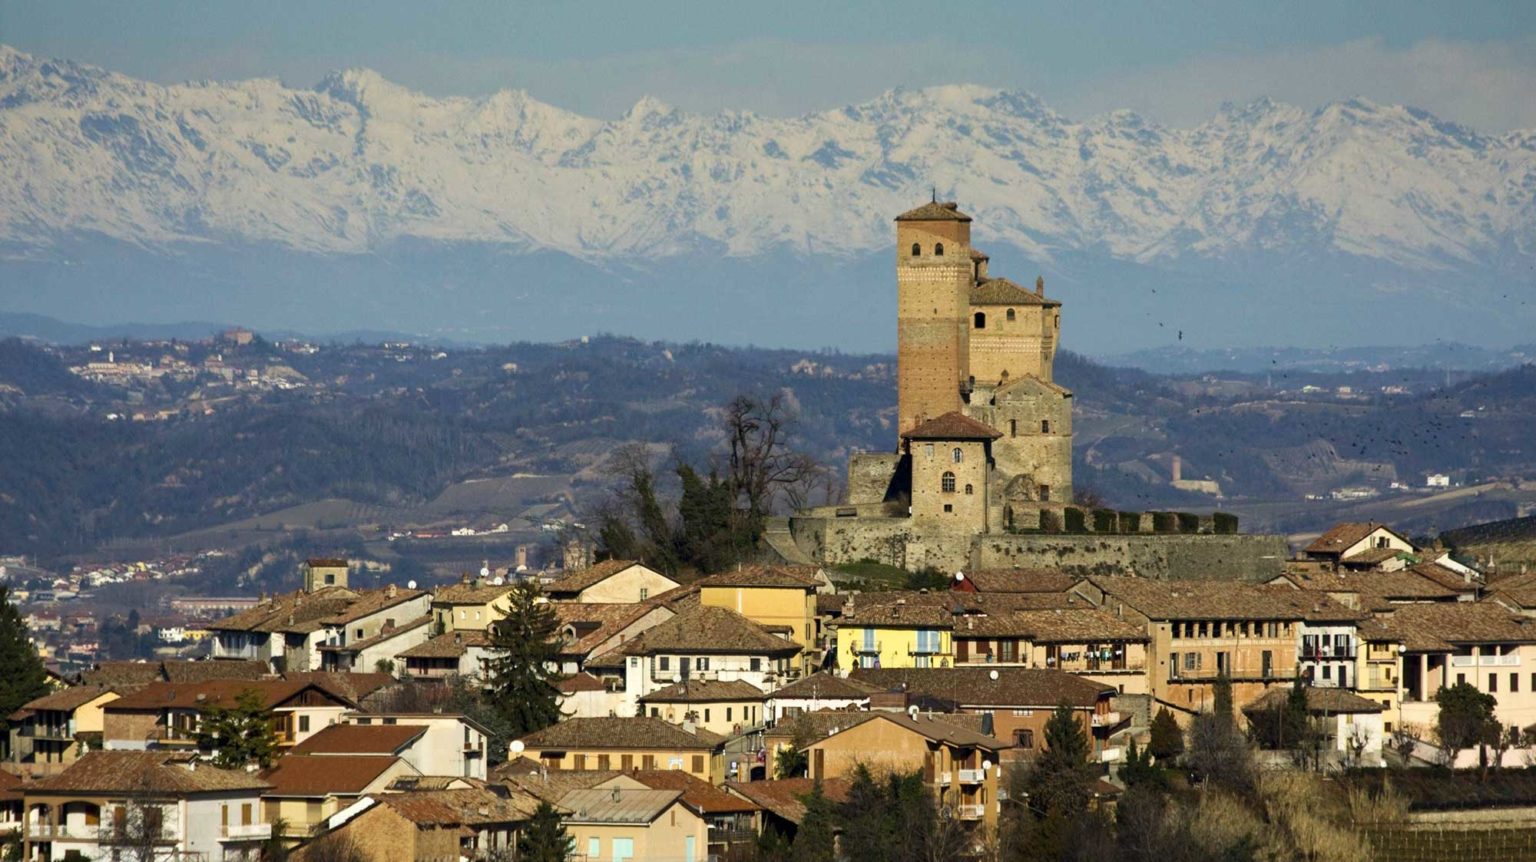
<box><xmin>673</xmin><ymin>674</ymin><xmax>682</xmax><ymax>684</ymax></box>
<box><xmin>480</xmin><ymin>566</ymin><xmax>490</xmax><ymax>578</ymax></box>
<box><xmin>407</xmin><ymin>580</ymin><xmax>417</xmax><ymax>590</ymax></box>
<box><xmin>908</xmin><ymin>704</ymin><xmax>920</xmax><ymax>720</ymax></box>
<box><xmin>954</xmin><ymin>571</ymin><xmax>965</xmax><ymax>582</ymax></box>
<box><xmin>982</xmin><ymin>759</ymin><xmax>992</xmax><ymax>772</ymax></box>
<box><xmin>509</xmin><ymin>740</ymin><xmax>525</xmax><ymax>755</ymax></box>
<box><xmin>989</xmin><ymin>670</ymin><xmax>999</xmax><ymax>681</ymax></box>
<box><xmin>491</xmin><ymin>576</ymin><xmax>505</xmax><ymax>586</ymax></box>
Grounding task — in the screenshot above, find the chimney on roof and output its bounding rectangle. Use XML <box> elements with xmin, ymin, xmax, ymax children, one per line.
<box><xmin>1171</xmin><ymin>456</ymin><xmax>1183</xmax><ymax>484</ymax></box>
<box><xmin>1036</xmin><ymin>275</ymin><xmax>1045</xmax><ymax>296</ymax></box>
<box><xmin>386</xmin><ymin>583</ymin><xmax>397</xmax><ymax>598</ymax></box>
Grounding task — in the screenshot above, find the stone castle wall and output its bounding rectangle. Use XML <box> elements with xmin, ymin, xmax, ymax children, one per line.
<box><xmin>788</xmin><ymin>515</ymin><xmax>1287</xmax><ymax>582</ymax></box>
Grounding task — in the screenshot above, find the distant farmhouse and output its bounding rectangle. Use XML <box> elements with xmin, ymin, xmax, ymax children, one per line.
<box><xmin>787</xmin><ymin>201</ymin><xmax>1284</xmax><ymax>578</ymax></box>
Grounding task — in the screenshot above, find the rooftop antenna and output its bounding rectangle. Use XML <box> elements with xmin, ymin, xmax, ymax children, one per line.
<box><xmin>931</xmin><ymin>186</ymin><xmax>937</xmax><ymax>203</ymax></box>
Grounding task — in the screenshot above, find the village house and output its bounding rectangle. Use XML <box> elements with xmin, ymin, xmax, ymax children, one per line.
<box><xmin>1072</xmin><ymin>577</ymin><xmax>1302</xmax><ymax>715</ymax></box>
<box><xmin>295</xmin><ymin>713</ymin><xmax>491</xmax><ymax>781</ymax></box>
<box><xmin>696</xmin><ymin>566</ymin><xmax>827</xmax><ymax>670</ymax></box>
<box><xmin>1354</xmin><ymin>617</ymin><xmax>1405</xmax><ymax>732</ymax></box>
<box><xmin>101</xmin><ymin>680</ymin><xmax>355</xmax><ymax>753</ymax></box>
<box><xmin>22</xmin><ymin>750</ymin><xmax>271</xmax><ymax>862</ymax></box>
<box><xmin>429</xmin><ymin>576</ymin><xmax>516</xmax><ymax>633</ymax></box>
<box><xmin>638</xmin><ymin>679</ymin><xmax>767</xmax><ymax>737</ymax></box>
<box><xmin>309</xmin><ymin>786</ymin><xmax>536</xmax><ymax>862</ymax></box>
<box><xmin>317</xmin><ymin>614</ymin><xmax>432</xmax><ymax>674</ymax></box>
<box><xmin>396</xmin><ymin>629</ymin><xmax>495</xmax><ymax>684</ymax></box>
<box><xmin>764</xmin><ymin>672</ymin><xmax>882</xmax><ymax>725</ymax></box>
<box><xmin>514</xmin><ymin>717</ymin><xmax>728</xmax><ymax>784</ymax></box>
<box><xmin>951</xmin><ymin>606</ymin><xmax>1151</xmax><ymax>695</ymax></box>
<box><xmin>849</xmin><ymin>666</ymin><xmax>1119</xmax><ymax>758</ymax></box>
<box><xmin>260</xmin><ymin>753</ymin><xmax>420</xmax><ymax>842</ymax></box>
<box><xmin>208</xmin><ymin>583</ymin><xmax>431</xmax><ymax>673</ymax></box>
<box><xmin>1243</xmin><ymin>687</ymin><xmax>1387</xmax><ymax>764</ymax></box>
<box><xmin>557</xmin><ymin>672</ymin><xmax>623</xmax><ymax>719</ymax></box>
<box><xmin>724</xmin><ymin>778</ymin><xmax>852</xmax><ymax>846</ymax></box>
<box><xmin>544</xmin><ymin>560</ymin><xmax>680</xmax><ymax>604</ymax></box>
<box><xmin>1265</xmin><ymin>588</ymin><xmax>1367</xmax><ymax>690</ymax></box>
<box><xmin>833</xmin><ymin>593</ymin><xmax>955</xmax><ymax>671</ymax></box>
<box><xmin>558</xmin><ymin>786</ymin><xmax>711</xmax><ymax>862</ymax></box>
<box><xmin>609</xmin><ymin>604</ymin><xmax>803</xmax><ymax>716</ymax></box>
<box><xmin>552</xmin><ymin>601</ymin><xmax>675</xmax><ymax>675</ymax></box>
<box><xmin>10</xmin><ymin>686</ymin><xmax>120</xmax><ymax>772</ymax></box>
<box><xmin>803</xmin><ymin>711</ymin><xmax>1007</xmax><ymax>830</ymax></box>
<box><xmin>600</xmin><ymin>770</ymin><xmax>760</xmax><ymax>860</ymax></box>
<box><xmin>1367</xmin><ymin>602</ymin><xmax>1536</xmax><ymax>732</ymax></box>
<box><xmin>1303</xmin><ymin>523</ymin><xmax>1416</xmax><ymax>570</ymax></box>
<box><xmin>951</xmin><ymin>569</ymin><xmax>1082</xmax><ymax>595</ymax></box>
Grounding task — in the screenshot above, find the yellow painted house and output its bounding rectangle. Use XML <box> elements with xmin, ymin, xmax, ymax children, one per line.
<box><xmin>697</xmin><ymin>566</ymin><xmax>823</xmax><ymax>670</ymax></box>
<box><xmin>833</xmin><ymin>595</ymin><xmax>954</xmax><ymax>670</ymax></box>
<box><xmin>431</xmin><ymin>576</ymin><xmax>515</xmax><ymax>633</ymax></box>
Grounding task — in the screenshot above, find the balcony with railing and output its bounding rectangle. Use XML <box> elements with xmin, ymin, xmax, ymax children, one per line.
<box><xmin>219</xmin><ymin>822</ymin><xmax>272</xmax><ymax>841</ymax></box>
<box><xmin>1298</xmin><ymin>646</ymin><xmax>1357</xmax><ymax>662</ymax></box>
<box><xmin>956</xmin><ymin>804</ymin><xmax>986</xmax><ymax>820</ymax></box>
<box><xmin>1450</xmin><ymin>654</ymin><xmax>1520</xmax><ymax>667</ymax></box>
<box><xmin>21</xmin><ymin>723</ymin><xmax>73</xmax><ymax>741</ymax></box>
<box><xmin>1091</xmin><ymin>711</ymin><xmax>1123</xmax><ymax>728</ymax></box>
<box><xmin>956</xmin><ymin>768</ymin><xmax>986</xmax><ymax>784</ymax></box>
<box><xmin>935</xmin><ymin>770</ymin><xmax>952</xmax><ymax>785</ymax></box>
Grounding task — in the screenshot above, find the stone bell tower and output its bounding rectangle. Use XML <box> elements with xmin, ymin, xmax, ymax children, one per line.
<box><xmin>895</xmin><ymin>200</ymin><xmax>974</xmax><ymax>442</ymax></box>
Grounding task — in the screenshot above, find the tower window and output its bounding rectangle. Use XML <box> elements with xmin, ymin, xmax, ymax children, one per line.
<box><xmin>952</xmin><ymin>447</ymin><xmax>963</xmax><ymax>464</ymax></box>
<box><xmin>1039</xmin><ymin>484</ymin><xmax>1050</xmax><ymax>501</ymax></box>
<box><xmin>964</xmin><ymin>484</ymin><xmax>974</xmax><ymax>495</ymax></box>
<box><xmin>973</xmin><ymin>312</ymin><xmax>986</xmax><ymax>329</ymax></box>
<box><xmin>911</xmin><ymin>243</ymin><xmax>922</xmax><ymax>257</ymax></box>
<box><xmin>1009</xmin><ymin>419</ymin><xmax>1017</xmax><ymax>437</ymax></box>
<box><xmin>1041</xmin><ymin>420</ymin><xmax>1051</xmax><ymax>433</ymax></box>
<box><xmin>1006</xmin><ymin>308</ymin><xmax>1016</xmax><ymax>322</ymax></box>
<box><xmin>934</xmin><ymin>243</ymin><xmax>944</xmax><ymax>256</ymax></box>
<box><xmin>942</xmin><ymin>471</ymin><xmax>957</xmax><ymax>493</ymax></box>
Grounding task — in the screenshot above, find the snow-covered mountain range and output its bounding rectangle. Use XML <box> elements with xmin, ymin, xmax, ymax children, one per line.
<box><xmin>2</xmin><ymin>44</ymin><xmax>1533</xmax><ymax>351</ymax></box>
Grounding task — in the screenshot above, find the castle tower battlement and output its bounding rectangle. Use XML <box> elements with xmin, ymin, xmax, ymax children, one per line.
<box><xmin>895</xmin><ymin>201</ymin><xmax>974</xmax><ymax>442</ymax></box>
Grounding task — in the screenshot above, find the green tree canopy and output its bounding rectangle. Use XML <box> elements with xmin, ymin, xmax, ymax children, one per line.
<box><xmin>1436</xmin><ymin>681</ymin><xmax>1498</xmax><ymax>751</ymax></box>
<box><xmin>194</xmin><ymin>688</ymin><xmax>279</xmax><ymax>770</ymax></box>
<box><xmin>483</xmin><ymin>579</ymin><xmax>567</xmax><ymax>738</ymax></box>
<box><xmin>1147</xmin><ymin>707</ymin><xmax>1184</xmax><ymax>762</ymax></box>
<box><xmin>0</xmin><ymin>586</ymin><xmax>49</xmax><ymax>735</ymax></box>
<box><xmin>516</xmin><ymin>801</ymin><xmax>572</xmax><ymax>862</ymax></box>
<box><xmin>790</xmin><ymin>781</ymin><xmax>836</xmax><ymax>862</ymax></box>
<box><xmin>1026</xmin><ymin>702</ymin><xmax>1095</xmax><ymax>817</ymax></box>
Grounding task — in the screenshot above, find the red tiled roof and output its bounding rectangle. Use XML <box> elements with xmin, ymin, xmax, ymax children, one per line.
<box><xmin>29</xmin><ymin>751</ymin><xmax>269</xmax><ymax>795</ymax></box>
<box><xmin>290</xmin><ymin>723</ymin><xmax>425</xmax><ymax>755</ymax></box>
<box><xmin>895</xmin><ymin>201</ymin><xmax>971</xmax><ymax>222</ymax></box>
<box><xmin>626</xmin><ymin>770</ymin><xmax>758</xmax><ymax>815</ymax></box>
<box><xmin>106</xmin><ymin>680</ymin><xmax>352</xmax><ymax>712</ymax></box>
<box><xmin>726</xmin><ymin>778</ymin><xmax>852</xmax><ymax>824</ymax></box>
<box><xmin>901</xmin><ymin>411</ymin><xmax>1002</xmax><ymax>441</ymax></box>
<box><xmin>261</xmin><ymin>754</ymin><xmax>407</xmax><ymax>796</ymax></box>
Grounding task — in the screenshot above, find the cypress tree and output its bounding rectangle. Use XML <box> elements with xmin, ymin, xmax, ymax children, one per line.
<box><xmin>483</xmin><ymin>579</ymin><xmax>567</xmax><ymax>737</ymax></box>
<box><xmin>1026</xmin><ymin>702</ymin><xmax>1094</xmax><ymax>816</ymax></box>
<box><xmin>0</xmin><ymin>585</ymin><xmax>49</xmax><ymax>736</ymax></box>
<box><xmin>515</xmin><ymin>801</ymin><xmax>572</xmax><ymax>862</ymax></box>
<box><xmin>194</xmin><ymin>688</ymin><xmax>279</xmax><ymax>769</ymax></box>
<box><xmin>1147</xmin><ymin>707</ymin><xmax>1183</xmax><ymax>761</ymax></box>
<box><xmin>790</xmin><ymin>781</ymin><xmax>836</xmax><ymax>862</ymax></box>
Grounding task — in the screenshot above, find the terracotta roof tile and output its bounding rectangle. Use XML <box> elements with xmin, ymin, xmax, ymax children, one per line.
<box><xmin>639</xmin><ymin>679</ymin><xmax>765</xmax><ymax>704</ymax></box>
<box><xmin>398</xmin><ymin>629</ymin><xmax>493</xmax><ymax>659</ymax></box>
<box><xmin>971</xmin><ymin>278</ymin><xmax>1056</xmax><ymax>307</ymax></box>
<box><xmin>850</xmin><ymin>667</ymin><xmax>1112</xmax><ymax>709</ymax></box>
<box><xmin>894</xmin><ymin>201</ymin><xmax>971</xmax><ymax>222</ymax></box>
<box><xmin>1368</xmin><ymin>602</ymin><xmax>1536</xmax><ymax>652</ymax></box>
<box><xmin>1305</xmin><ymin>522</ymin><xmax>1409</xmax><ymax>556</ymax></box>
<box><xmin>725</xmin><ymin>778</ymin><xmax>851</xmax><ymax>825</ymax></box>
<box><xmin>956</xmin><ymin>569</ymin><xmax>1080</xmax><ymax>594</ymax></box>
<box><xmin>624</xmin><ymin>770</ymin><xmax>758</xmax><ymax>814</ymax></box>
<box><xmin>290</xmin><ymin>723</ymin><xmax>425</xmax><ymax>755</ymax></box>
<box><xmin>21</xmin><ymin>685</ymin><xmax>118</xmax><ymax>713</ymax></box>
<box><xmin>559</xmin><ymin>787</ymin><xmax>682</xmax><ymax>824</ymax></box>
<box><xmin>316</xmin><ymin>616</ymin><xmax>432</xmax><ymax>654</ymax></box>
<box><xmin>546</xmin><ymin>560</ymin><xmax>651</xmax><ymax>595</ymax></box>
<box><xmin>107</xmin><ymin>680</ymin><xmax>352</xmax><ymax>712</ymax></box>
<box><xmin>618</xmin><ymin>605</ymin><xmax>800</xmax><ymax>657</ymax></box>
<box><xmin>209</xmin><ymin>585</ymin><xmax>426</xmax><ymax>635</ymax></box>
<box><xmin>901</xmin><ymin>411</ymin><xmax>1002</xmax><ymax>441</ymax></box>
<box><xmin>433</xmin><ymin>579</ymin><xmax>515</xmax><ymax>605</ymax></box>
<box><xmin>1088</xmin><ymin>577</ymin><xmax>1303</xmax><ymax>621</ymax></box>
<box><xmin>261</xmin><ymin>754</ymin><xmax>406</xmax><ymax>796</ymax></box>
<box><xmin>953</xmin><ymin>607</ymin><xmax>1149</xmax><ymax>642</ymax></box>
<box><xmin>28</xmin><ymin>751</ymin><xmax>269</xmax><ymax>795</ymax></box>
<box><xmin>516</xmin><ymin>717</ymin><xmax>725</xmax><ymax>751</ymax></box>
<box><xmin>767</xmin><ymin>673</ymin><xmax>882</xmax><ymax>701</ymax></box>
<box><xmin>1245</xmin><ymin>686</ymin><xmax>1386</xmax><ymax>715</ymax></box>
<box><xmin>696</xmin><ymin>565</ymin><xmax>821</xmax><ymax>589</ymax></box>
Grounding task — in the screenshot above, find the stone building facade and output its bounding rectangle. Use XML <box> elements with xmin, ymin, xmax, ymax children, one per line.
<box><xmin>795</xmin><ymin>200</ymin><xmax>1074</xmax><ymax>562</ymax></box>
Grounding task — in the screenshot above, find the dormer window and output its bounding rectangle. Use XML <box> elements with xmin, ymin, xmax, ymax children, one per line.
<box><xmin>912</xmin><ymin>243</ymin><xmax>922</xmax><ymax>257</ymax></box>
<box><xmin>935</xmin><ymin>243</ymin><xmax>944</xmax><ymax>256</ymax></box>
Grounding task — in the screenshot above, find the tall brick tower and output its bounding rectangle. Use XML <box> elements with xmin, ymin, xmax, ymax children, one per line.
<box><xmin>895</xmin><ymin>201</ymin><xmax>974</xmax><ymax>441</ymax></box>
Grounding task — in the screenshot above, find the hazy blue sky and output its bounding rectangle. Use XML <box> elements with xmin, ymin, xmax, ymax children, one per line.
<box><xmin>5</xmin><ymin>1</ymin><xmax>1535</xmax><ymax>130</ymax></box>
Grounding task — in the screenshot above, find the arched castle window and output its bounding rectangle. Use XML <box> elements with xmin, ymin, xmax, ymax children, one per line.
<box><xmin>911</xmin><ymin>243</ymin><xmax>922</xmax><ymax>257</ymax></box>
<box><xmin>964</xmin><ymin>484</ymin><xmax>974</xmax><ymax>495</ymax></box>
<box><xmin>934</xmin><ymin>243</ymin><xmax>944</xmax><ymax>256</ymax></box>
<box><xmin>941</xmin><ymin>471</ymin><xmax>956</xmax><ymax>493</ymax></box>
<box><xmin>952</xmin><ymin>447</ymin><xmax>963</xmax><ymax>464</ymax></box>
<box><xmin>1006</xmin><ymin>308</ymin><xmax>1016</xmax><ymax>322</ymax></box>
<box><xmin>973</xmin><ymin>312</ymin><xmax>986</xmax><ymax>329</ymax></box>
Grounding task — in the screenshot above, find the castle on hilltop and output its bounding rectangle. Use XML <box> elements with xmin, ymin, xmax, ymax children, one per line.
<box><xmin>783</xmin><ymin>200</ymin><xmax>1286</xmax><ymax>578</ymax></box>
<box><xmin>866</xmin><ymin>199</ymin><xmax>1072</xmax><ymax>533</ymax></box>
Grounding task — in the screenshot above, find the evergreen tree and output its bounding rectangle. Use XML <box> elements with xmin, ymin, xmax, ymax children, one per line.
<box><xmin>630</xmin><ymin>463</ymin><xmax>680</xmax><ymax>576</ymax></box>
<box><xmin>483</xmin><ymin>579</ymin><xmax>567</xmax><ymax>737</ymax></box>
<box><xmin>1120</xmin><ymin>737</ymin><xmax>1165</xmax><ymax>791</ymax></box>
<box><xmin>676</xmin><ymin>464</ymin><xmax>741</xmax><ymax>572</ymax></box>
<box><xmin>194</xmin><ymin>689</ymin><xmax>279</xmax><ymax>769</ymax></box>
<box><xmin>0</xmin><ymin>586</ymin><xmax>49</xmax><ymax>737</ymax></box>
<box><xmin>1213</xmin><ymin>671</ymin><xmax>1235</xmax><ymax>725</ymax></box>
<box><xmin>1026</xmin><ymin>702</ymin><xmax>1094</xmax><ymax>816</ymax></box>
<box><xmin>837</xmin><ymin>765</ymin><xmax>893</xmax><ymax>860</ymax></box>
<box><xmin>515</xmin><ymin>801</ymin><xmax>572</xmax><ymax>862</ymax></box>
<box><xmin>790</xmin><ymin>781</ymin><xmax>836</xmax><ymax>862</ymax></box>
<box><xmin>1436</xmin><ymin>681</ymin><xmax>1498</xmax><ymax>752</ymax></box>
<box><xmin>1147</xmin><ymin>707</ymin><xmax>1183</xmax><ymax>762</ymax></box>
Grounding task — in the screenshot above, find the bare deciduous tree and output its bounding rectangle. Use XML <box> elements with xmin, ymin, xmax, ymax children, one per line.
<box><xmin>723</xmin><ymin>392</ymin><xmax>810</xmax><ymax>521</ymax></box>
